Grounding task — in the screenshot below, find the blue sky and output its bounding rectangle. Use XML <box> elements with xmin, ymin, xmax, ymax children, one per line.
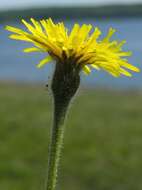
<box><xmin>1</xmin><ymin>0</ymin><xmax>142</xmax><ymax>10</ymax></box>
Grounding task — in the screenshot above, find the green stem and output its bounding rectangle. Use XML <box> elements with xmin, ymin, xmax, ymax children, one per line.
<box><xmin>46</xmin><ymin>98</ymin><xmax>69</xmax><ymax>190</ymax></box>
<box><xmin>46</xmin><ymin>60</ymin><xmax>80</xmax><ymax>190</ymax></box>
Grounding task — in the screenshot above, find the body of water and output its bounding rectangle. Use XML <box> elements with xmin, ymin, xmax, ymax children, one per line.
<box><xmin>0</xmin><ymin>17</ymin><xmax>142</xmax><ymax>89</ymax></box>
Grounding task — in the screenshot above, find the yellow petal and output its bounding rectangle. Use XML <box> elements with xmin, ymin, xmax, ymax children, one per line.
<box><xmin>89</xmin><ymin>27</ymin><xmax>101</xmax><ymax>43</ymax></box>
<box><xmin>9</xmin><ymin>34</ymin><xmax>31</xmax><ymax>41</ymax></box>
<box><xmin>119</xmin><ymin>68</ymin><xmax>132</xmax><ymax>77</ymax></box>
<box><xmin>22</xmin><ymin>19</ymin><xmax>35</xmax><ymax>33</ymax></box>
<box><xmin>40</xmin><ymin>19</ymin><xmax>49</xmax><ymax>35</ymax></box>
<box><xmin>120</xmin><ymin>61</ymin><xmax>140</xmax><ymax>72</ymax></box>
<box><xmin>5</xmin><ymin>25</ymin><xmax>27</xmax><ymax>35</ymax></box>
<box><xmin>30</xmin><ymin>18</ymin><xmax>42</xmax><ymax>32</ymax></box>
<box><xmin>37</xmin><ymin>56</ymin><xmax>53</xmax><ymax>68</ymax></box>
<box><xmin>77</xmin><ymin>24</ymin><xmax>92</xmax><ymax>45</ymax></box>
<box><xmin>103</xmin><ymin>28</ymin><xmax>116</xmax><ymax>42</ymax></box>
<box><xmin>117</xmin><ymin>51</ymin><xmax>132</xmax><ymax>57</ymax></box>
<box><xmin>91</xmin><ymin>64</ymin><xmax>100</xmax><ymax>70</ymax></box>
<box><xmin>47</xmin><ymin>18</ymin><xmax>55</xmax><ymax>28</ymax></box>
<box><xmin>68</xmin><ymin>23</ymin><xmax>80</xmax><ymax>43</ymax></box>
<box><xmin>83</xmin><ymin>65</ymin><xmax>91</xmax><ymax>75</ymax></box>
<box><xmin>108</xmin><ymin>71</ymin><xmax>120</xmax><ymax>77</ymax></box>
<box><xmin>23</xmin><ymin>47</ymin><xmax>41</xmax><ymax>53</ymax></box>
<box><xmin>117</xmin><ymin>40</ymin><xmax>126</xmax><ymax>49</ymax></box>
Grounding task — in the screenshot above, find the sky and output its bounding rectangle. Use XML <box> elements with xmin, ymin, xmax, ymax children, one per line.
<box><xmin>0</xmin><ymin>0</ymin><xmax>142</xmax><ymax>10</ymax></box>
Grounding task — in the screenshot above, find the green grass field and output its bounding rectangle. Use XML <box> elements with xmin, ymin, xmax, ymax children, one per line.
<box><xmin>0</xmin><ymin>83</ymin><xmax>142</xmax><ymax>190</ymax></box>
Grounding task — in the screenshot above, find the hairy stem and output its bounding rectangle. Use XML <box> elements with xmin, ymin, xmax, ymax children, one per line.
<box><xmin>46</xmin><ymin>98</ymin><xmax>69</xmax><ymax>190</ymax></box>
<box><xmin>46</xmin><ymin>60</ymin><xmax>80</xmax><ymax>190</ymax></box>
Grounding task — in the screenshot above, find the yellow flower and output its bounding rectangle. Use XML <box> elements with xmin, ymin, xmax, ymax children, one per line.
<box><xmin>5</xmin><ymin>18</ymin><xmax>140</xmax><ymax>77</ymax></box>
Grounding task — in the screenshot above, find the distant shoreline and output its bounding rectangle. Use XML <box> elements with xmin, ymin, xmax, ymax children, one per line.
<box><xmin>1</xmin><ymin>4</ymin><xmax>142</xmax><ymax>22</ymax></box>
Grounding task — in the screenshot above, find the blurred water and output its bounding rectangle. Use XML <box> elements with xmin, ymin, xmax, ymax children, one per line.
<box><xmin>0</xmin><ymin>17</ymin><xmax>142</xmax><ymax>89</ymax></box>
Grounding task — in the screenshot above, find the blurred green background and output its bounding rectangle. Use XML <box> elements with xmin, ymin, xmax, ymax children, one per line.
<box><xmin>1</xmin><ymin>0</ymin><xmax>142</xmax><ymax>189</ymax></box>
<box><xmin>0</xmin><ymin>83</ymin><xmax>142</xmax><ymax>190</ymax></box>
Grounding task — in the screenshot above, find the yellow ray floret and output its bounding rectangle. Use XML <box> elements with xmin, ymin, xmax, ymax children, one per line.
<box><xmin>5</xmin><ymin>18</ymin><xmax>140</xmax><ymax>77</ymax></box>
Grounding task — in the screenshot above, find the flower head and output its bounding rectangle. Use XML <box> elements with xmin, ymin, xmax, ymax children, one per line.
<box><xmin>5</xmin><ymin>18</ymin><xmax>139</xmax><ymax>77</ymax></box>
